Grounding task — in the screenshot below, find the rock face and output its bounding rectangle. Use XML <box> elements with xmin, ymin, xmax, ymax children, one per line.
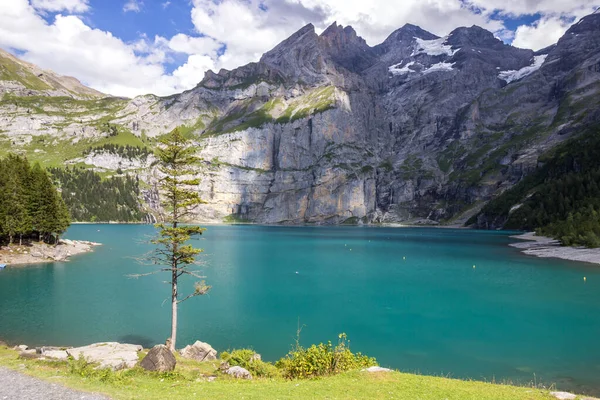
<box><xmin>179</xmin><ymin>340</ymin><xmax>217</xmax><ymax>361</ymax></box>
<box><xmin>139</xmin><ymin>345</ymin><xmax>176</xmax><ymax>372</ymax></box>
<box><xmin>225</xmin><ymin>366</ymin><xmax>252</xmax><ymax>380</ymax></box>
<box><xmin>66</xmin><ymin>342</ymin><xmax>142</xmax><ymax>370</ymax></box>
<box><xmin>2</xmin><ymin>13</ymin><xmax>600</xmax><ymax>225</ymax></box>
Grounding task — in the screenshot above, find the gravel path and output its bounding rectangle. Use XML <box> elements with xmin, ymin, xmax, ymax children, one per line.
<box><xmin>0</xmin><ymin>367</ymin><xmax>110</xmax><ymax>400</ymax></box>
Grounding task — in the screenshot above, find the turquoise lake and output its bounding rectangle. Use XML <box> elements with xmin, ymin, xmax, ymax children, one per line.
<box><xmin>1</xmin><ymin>225</ymin><xmax>600</xmax><ymax>394</ymax></box>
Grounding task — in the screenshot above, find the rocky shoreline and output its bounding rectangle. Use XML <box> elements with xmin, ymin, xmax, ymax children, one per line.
<box><xmin>0</xmin><ymin>239</ymin><xmax>101</xmax><ymax>266</ymax></box>
<box><xmin>510</xmin><ymin>232</ymin><xmax>600</xmax><ymax>265</ymax></box>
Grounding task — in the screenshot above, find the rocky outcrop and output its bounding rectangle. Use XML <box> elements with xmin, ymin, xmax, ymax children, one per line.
<box><xmin>140</xmin><ymin>345</ymin><xmax>176</xmax><ymax>372</ymax></box>
<box><xmin>66</xmin><ymin>342</ymin><xmax>142</xmax><ymax>370</ymax></box>
<box><xmin>225</xmin><ymin>366</ymin><xmax>252</xmax><ymax>380</ymax></box>
<box><xmin>179</xmin><ymin>340</ymin><xmax>217</xmax><ymax>361</ymax></box>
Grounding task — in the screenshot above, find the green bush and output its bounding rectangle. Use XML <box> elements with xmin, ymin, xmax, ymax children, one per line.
<box><xmin>276</xmin><ymin>333</ymin><xmax>377</xmax><ymax>379</ymax></box>
<box><xmin>220</xmin><ymin>348</ymin><xmax>279</xmax><ymax>378</ymax></box>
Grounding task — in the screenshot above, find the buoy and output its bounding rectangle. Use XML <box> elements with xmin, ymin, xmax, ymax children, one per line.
<box><xmin>584</xmin><ymin>276</ymin><xmax>587</xmax><ymax>282</ymax></box>
<box><xmin>403</xmin><ymin>256</ymin><xmax>406</xmax><ymax>260</ymax></box>
<box><xmin>473</xmin><ymin>265</ymin><xmax>476</xmax><ymax>269</ymax></box>
<box><xmin>295</xmin><ymin>271</ymin><xmax>299</xmax><ymax>274</ymax></box>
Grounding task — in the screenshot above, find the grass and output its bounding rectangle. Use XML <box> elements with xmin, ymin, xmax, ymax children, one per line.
<box><xmin>202</xmin><ymin>86</ymin><xmax>338</xmax><ymax>136</ymax></box>
<box><xmin>0</xmin><ymin>54</ymin><xmax>52</xmax><ymax>91</ymax></box>
<box><xmin>0</xmin><ymin>346</ymin><xmax>563</xmax><ymax>400</ymax></box>
<box><xmin>0</xmin><ymin>94</ymin><xmax>126</xmax><ymax>117</ymax></box>
<box><xmin>0</xmin><ymin>129</ymin><xmax>147</xmax><ymax>168</ymax></box>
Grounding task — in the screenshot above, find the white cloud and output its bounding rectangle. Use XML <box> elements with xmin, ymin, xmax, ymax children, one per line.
<box><xmin>123</xmin><ymin>0</ymin><xmax>142</xmax><ymax>13</ymax></box>
<box><xmin>512</xmin><ymin>17</ymin><xmax>570</xmax><ymax>50</ymax></box>
<box><xmin>30</xmin><ymin>0</ymin><xmax>89</xmax><ymax>13</ymax></box>
<box><xmin>0</xmin><ymin>0</ymin><xmax>598</xmax><ymax>98</ymax></box>
<box><xmin>0</xmin><ymin>0</ymin><xmax>219</xmax><ymax>97</ymax></box>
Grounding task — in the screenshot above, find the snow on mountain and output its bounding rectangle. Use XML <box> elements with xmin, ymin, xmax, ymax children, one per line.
<box><xmin>389</xmin><ymin>61</ymin><xmax>416</xmax><ymax>75</ymax></box>
<box><xmin>423</xmin><ymin>62</ymin><xmax>455</xmax><ymax>74</ymax></box>
<box><xmin>498</xmin><ymin>55</ymin><xmax>548</xmax><ymax>84</ymax></box>
<box><xmin>412</xmin><ymin>37</ymin><xmax>459</xmax><ymax>57</ymax></box>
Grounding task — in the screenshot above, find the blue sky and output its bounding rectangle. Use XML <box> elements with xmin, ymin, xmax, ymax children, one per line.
<box><xmin>0</xmin><ymin>0</ymin><xmax>598</xmax><ymax>97</ymax></box>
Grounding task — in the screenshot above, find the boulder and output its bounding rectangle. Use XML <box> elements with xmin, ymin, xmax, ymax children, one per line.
<box><xmin>43</xmin><ymin>350</ymin><xmax>69</xmax><ymax>360</ymax></box>
<box><xmin>15</xmin><ymin>345</ymin><xmax>28</xmax><ymax>351</ymax></box>
<box><xmin>225</xmin><ymin>366</ymin><xmax>252</xmax><ymax>380</ymax></box>
<box><xmin>249</xmin><ymin>353</ymin><xmax>261</xmax><ymax>362</ymax></box>
<box><xmin>140</xmin><ymin>345</ymin><xmax>176</xmax><ymax>372</ymax></box>
<box><xmin>550</xmin><ymin>393</ymin><xmax>576</xmax><ymax>400</ymax></box>
<box><xmin>66</xmin><ymin>342</ymin><xmax>142</xmax><ymax>370</ymax></box>
<box><xmin>30</xmin><ymin>250</ymin><xmax>43</xmax><ymax>258</ymax></box>
<box><xmin>363</xmin><ymin>366</ymin><xmax>393</xmax><ymax>373</ymax></box>
<box><xmin>179</xmin><ymin>340</ymin><xmax>217</xmax><ymax>361</ymax></box>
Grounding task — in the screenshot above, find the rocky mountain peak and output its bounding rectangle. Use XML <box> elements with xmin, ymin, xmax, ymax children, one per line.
<box><xmin>565</xmin><ymin>11</ymin><xmax>600</xmax><ymax>35</ymax></box>
<box><xmin>320</xmin><ymin>22</ymin><xmax>366</xmax><ymax>47</ymax></box>
<box><xmin>319</xmin><ymin>22</ymin><xmax>375</xmax><ymax>73</ymax></box>
<box><xmin>446</xmin><ymin>26</ymin><xmax>502</xmax><ymax>49</ymax></box>
<box><xmin>381</xmin><ymin>23</ymin><xmax>438</xmax><ymax>47</ymax></box>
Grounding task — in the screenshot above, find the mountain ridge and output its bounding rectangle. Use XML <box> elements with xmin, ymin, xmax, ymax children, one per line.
<box><xmin>0</xmin><ymin>12</ymin><xmax>599</xmax><ymax>227</ymax></box>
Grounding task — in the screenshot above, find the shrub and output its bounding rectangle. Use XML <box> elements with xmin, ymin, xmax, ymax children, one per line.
<box><xmin>220</xmin><ymin>348</ymin><xmax>279</xmax><ymax>378</ymax></box>
<box><xmin>276</xmin><ymin>333</ymin><xmax>377</xmax><ymax>379</ymax></box>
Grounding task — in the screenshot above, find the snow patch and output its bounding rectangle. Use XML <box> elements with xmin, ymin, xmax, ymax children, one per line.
<box><xmin>412</xmin><ymin>37</ymin><xmax>458</xmax><ymax>57</ymax></box>
<box><xmin>389</xmin><ymin>61</ymin><xmax>416</xmax><ymax>76</ymax></box>
<box><xmin>423</xmin><ymin>62</ymin><xmax>455</xmax><ymax>74</ymax></box>
<box><xmin>498</xmin><ymin>55</ymin><xmax>547</xmax><ymax>84</ymax></box>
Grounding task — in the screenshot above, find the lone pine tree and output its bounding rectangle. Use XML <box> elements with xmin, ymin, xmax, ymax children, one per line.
<box><xmin>134</xmin><ymin>129</ymin><xmax>210</xmax><ymax>352</ymax></box>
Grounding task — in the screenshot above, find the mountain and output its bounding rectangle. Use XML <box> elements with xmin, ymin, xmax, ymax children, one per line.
<box><xmin>1</xmin><ymin>12</ymin><xmax>600</xmax><ymax>226</ymax></box>
<box><xmin>0</xmin><ymin>48</ymin><xmax>104</xmax><ymax>98</ymax></box>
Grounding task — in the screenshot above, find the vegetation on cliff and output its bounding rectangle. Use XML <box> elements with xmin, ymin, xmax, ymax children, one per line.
<box><xmin>470</xmin><ymin>127</ymin><xmax>600</xmax><ymax>247</ymax></box>
<box><xmin>0</xmin><ymin>154</ymin><xmax>70</xmax><ymax>245</ymax></box>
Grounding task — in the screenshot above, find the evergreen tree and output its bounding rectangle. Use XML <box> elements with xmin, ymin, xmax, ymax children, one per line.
<box><xmin>134</xmin><ymin>129</ymin><xmax>209</xmax><ymax>352</ymax></box>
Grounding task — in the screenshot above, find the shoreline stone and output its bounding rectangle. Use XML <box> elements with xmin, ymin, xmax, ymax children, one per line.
<box><xmin>66</xmin><ymin>342</ymin><xmax>142</xmax><ymax>370</ymax></box>
<box><xmin>180</xmin><ymin>341</ymin><xmax>217</xmax><ymax>362</ymax></box>
<box><xmin>140</xmin><ymin>345</ymin><xmax>176</xmax><ymax>372</ymax></box>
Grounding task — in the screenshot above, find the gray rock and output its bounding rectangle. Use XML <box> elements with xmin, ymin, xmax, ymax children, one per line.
<box><xmin>66</xmin><ymin>342</ymin><xmax>142</xmax><ymax>370</ymax></box>
<box><xmin>15</xmin><ymin>345</ymin><xmax>28</xmax><ymax>351</ymax></box>
<box><xmin>363</xmin><ymin>366</ymin><xmax>393</xmax><ymax>373</ymax></box>
<box><xmin>249</xmin><ymin>353</ymin><xmax>261</xmax><ymax>362</ymax></box>
<box><xmin>139</xmin><ymin>345</ymin><xmax>176</xmax><ymax>372</ymax></box>
<box><xmin>225</xmin><ymin>366</ymin><xmax>252</xmax><ymax>380</ymax></box>
<box><xmin>179</xmin><ymin>340</ymin><xmax>217</xmax><ymax>361</ymax></box>
<box><xmin>550</xmin><ymin>392</ymin><xmax>577</xmax><ymax>400</ymax></box>
<box><xmin>42</xmin><ymin>350</ymin><xmax>69</xmax><ymax>360</ymax></box>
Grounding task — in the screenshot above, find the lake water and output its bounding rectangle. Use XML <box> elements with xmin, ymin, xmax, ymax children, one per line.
<box><xmin>1</xmin><ymin>225</ymin><xmax>599</xmax><ymax>394</ymax></box>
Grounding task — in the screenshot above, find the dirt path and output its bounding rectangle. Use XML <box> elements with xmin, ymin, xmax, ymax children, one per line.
<box><xmin>0</xmin><ymin>367</ymin><xmax>109</xmax><ymax>400</ymax></box>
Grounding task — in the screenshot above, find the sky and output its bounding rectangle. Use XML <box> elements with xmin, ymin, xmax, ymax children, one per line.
<box><xmin>0</xmin><ymin>0</ymin><xmax>598</xmax><ymax>98</ymax></box>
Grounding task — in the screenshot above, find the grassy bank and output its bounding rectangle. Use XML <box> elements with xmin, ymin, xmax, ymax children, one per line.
<box><xmin>0</xmin><ymin>346</ymin><xmax>565</xmax><ymax>400</ymax></box>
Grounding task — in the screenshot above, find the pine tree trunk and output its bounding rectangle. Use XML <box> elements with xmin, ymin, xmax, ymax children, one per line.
<box><xmin>170</xmin><ymin>271</ymin><xmax>178</xmax><ymax>352</ymax></box>
<box><xmin>19</xmin><ymin>235</ymin><xmax>22</xmax><ymax>246</ymax></box>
